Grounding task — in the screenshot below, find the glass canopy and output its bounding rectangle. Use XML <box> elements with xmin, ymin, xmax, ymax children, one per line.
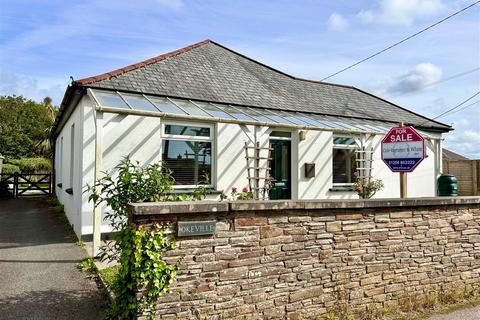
<box><xmin>90</xmin><ymin>89</ymin><xmax>434</xmax><ymax>138</ymax></box>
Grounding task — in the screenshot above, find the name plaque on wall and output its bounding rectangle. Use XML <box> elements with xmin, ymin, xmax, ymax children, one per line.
<box><xmin>177</xmin><ymin>220</ymin><xmax>216</xmax><ymax>237</ymax></box>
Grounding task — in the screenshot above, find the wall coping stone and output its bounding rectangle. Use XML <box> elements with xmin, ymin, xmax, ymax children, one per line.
<box><xmin>128</xmin><ymin>196</ymin><xmax>480</xmax><ymax>215</ymax></box>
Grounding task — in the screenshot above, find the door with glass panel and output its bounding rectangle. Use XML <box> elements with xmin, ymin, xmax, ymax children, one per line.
<box><xmin>269</xmin><ymin>138</ymin><xmax>291</xmax><ymax>200</ymax></box>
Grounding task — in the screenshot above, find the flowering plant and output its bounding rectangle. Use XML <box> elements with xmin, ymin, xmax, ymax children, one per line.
<box><xmin>220</xmin><ymin>186</ymin><xmax>254</xmax><ymax>201</ymax></box>
<box><xmin>353</xmin><ymin>173</ymin><xmax>384</xmax><ymax>199</ymax></box>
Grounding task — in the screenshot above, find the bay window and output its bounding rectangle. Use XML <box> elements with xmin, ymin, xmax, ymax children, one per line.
<box><xmin>161</xmin><ymin>123</ymin><xmax>213</xmax><ymax>187</ymax></box>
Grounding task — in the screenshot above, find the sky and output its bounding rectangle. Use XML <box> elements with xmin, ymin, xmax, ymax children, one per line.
<box><xmin>0</xmin><ymin>0</ymin><xmax>479</xmax><ymax>158</ymax></box>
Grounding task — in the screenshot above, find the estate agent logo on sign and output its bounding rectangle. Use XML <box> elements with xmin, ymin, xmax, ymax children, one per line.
<box><xmin>381</xmin><ymin>126</ymin><xmax>425</xmax><ymax>172</ymax></box>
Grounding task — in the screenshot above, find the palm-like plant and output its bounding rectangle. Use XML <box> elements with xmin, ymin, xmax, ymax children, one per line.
<box><xmin>35</xmin><ymin>97</ymin><xmax>57</xmax><ymax>159</ymax></box>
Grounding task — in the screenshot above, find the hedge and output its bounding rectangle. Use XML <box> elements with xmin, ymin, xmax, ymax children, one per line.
<box><xmin>1</xmin><ymin>164</ymin><xmax>21</xmax><ymax>174</ymax></box>
<box><xmin>7</xmin><ymin>158</ymin><xmax>51</xmax><ymax>173</ymax></box>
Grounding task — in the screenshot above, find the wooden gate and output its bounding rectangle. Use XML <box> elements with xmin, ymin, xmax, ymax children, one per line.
<box><xmin>0</xmin><ymin>173</ymin><xmax>52</xmax><ymax>197</ymax></box>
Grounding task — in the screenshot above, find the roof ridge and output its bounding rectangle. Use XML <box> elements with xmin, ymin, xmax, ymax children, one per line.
<box><xmin>209</xmin><ymin>41</ymin><xmax>448</xmax><ymax>128</ymax></box>
<box><xmin>206</xmin><ymin>40</ymin><xmax>355</xmax><ymax>89</ymax></box>
<box><xmin>75</xmin><ymin>39</ymin><xmax>213</xmax><ymax>85</ymax></box>
<box><xmin>74</xmin><ymin>39</ymin><xmax>450</xmax><ymax>130</ymax></box>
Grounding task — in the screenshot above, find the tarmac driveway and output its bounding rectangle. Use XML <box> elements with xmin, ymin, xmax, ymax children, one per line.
<box><xmin>0</xmin><ymin>197</ymin><xmax>106</xmax><ymax>319</ymax></box>
<box><xmin>425</xmin><ymin>305</ymin><xmax>480</xmax><ymax>320</ymax></box>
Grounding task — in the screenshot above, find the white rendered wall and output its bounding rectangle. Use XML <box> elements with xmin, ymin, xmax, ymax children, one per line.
<box><xmin>54</xmin><ymin>97</ymin><xmax>84</xmax><ymax>236</ymax></box>
<box><xmin>297</xmin><ymin>130</ymin><xmax>335</xmax><ymax>199</ymax></box>
<box><xmin>81</xmin><ymin>97</ymin><xmax>162</xmax><ymax>237</ymax></box>
<box><xmin>296</xmin><ymin>130</ymin><xmax>440</xmax><ymax>200</ymax></box>
<box><xmin>56</xmin><ymin>95</ymin><xmax>443</xmax><ymax>238</ymax></box>
<box><xmin>216</xmin><ymin>123</ymin><xmax>256</xmax><ymax>194</ymax></box>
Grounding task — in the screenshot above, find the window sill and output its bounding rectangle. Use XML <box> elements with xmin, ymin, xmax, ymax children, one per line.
<box><xmin>329</xmin><ymin>186</ymin><xmax>356</xmax><ymax>192</ymax></box>
<box><xmin>65</xmin><ymin>188</ymin><xmax>73</xmax><ymax>195</ymax></box>
<box><xmin>167</xmin><ymin>188</ymin><xmax>222</xmax><ymax>195</ymax></box>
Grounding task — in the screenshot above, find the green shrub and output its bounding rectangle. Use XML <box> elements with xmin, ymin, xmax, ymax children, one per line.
<box><xmin>87</xmin><ymin>157</ymin><xmax>205</xmax><ymax>319</ymax></box>
<box><xmin>8</xmin><ymin>157</ymin><xmax>51</xmax><ymax>173</ymax></box>
<box><xmin>1</xmin><ymin>163</ymin><xmax>20</xmax><ymax>174</ymax></box>
<box><xmin>98</xmin><ymin>265</ymin><xmax>120</xmax><ymax>289</ymax></box>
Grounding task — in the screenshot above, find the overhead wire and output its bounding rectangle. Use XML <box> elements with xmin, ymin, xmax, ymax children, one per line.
<box><xmin>320</xmin><ymin>1</ymin><xmax>480</xmax><ymax>81</ymax></box>
<box><xmin>439</xmin><ymin>99</ymin><xmax>480</xmax><ymax>118</ymax></box>
<box><xmin>420</xmin><ymin>90</ymin><xmax>480</xmax><ymax>125</ymax></box>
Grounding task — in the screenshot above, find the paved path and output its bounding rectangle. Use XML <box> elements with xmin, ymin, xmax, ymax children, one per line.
<box><xmin>425</xmin><ymin>305</ymin><xmax>480</xmax><ymax>320</ymax></box>
<box><xmin>0</xmin><ymin>197</ymin><xmax>106</xmax><ymax>319</ymax></box>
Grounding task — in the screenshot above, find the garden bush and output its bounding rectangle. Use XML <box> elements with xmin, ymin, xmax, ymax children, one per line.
<box><xmin>87</xmin><ymin>157</ymin><xmax>206</xmax><ymax>319</ymax></box>
<box><xmin>1</xmin><ymin>163</ymin><xmax>20</xmax><ymax>174</ymax></box>
<box><xmin>8</xmin><ymin>157</ymin><xmax>51</xmax><ymax>173</ymax></box>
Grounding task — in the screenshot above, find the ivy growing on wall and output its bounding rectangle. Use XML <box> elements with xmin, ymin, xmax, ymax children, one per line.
<box><xmin>87</xmin><ymin>157</ymin><xmax>206</xmax><ymax>319</ymax></box>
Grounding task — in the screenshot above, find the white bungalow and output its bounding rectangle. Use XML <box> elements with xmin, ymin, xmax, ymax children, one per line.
<box><xmin>51</xmin><ymin>40</ymin><xmax>451</xmax><ymax>241</ymax></box>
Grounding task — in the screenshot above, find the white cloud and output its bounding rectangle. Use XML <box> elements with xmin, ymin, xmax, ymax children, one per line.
<box><xmin>0</xmin><ymin>69</ymin><xmax>65</xmax><ymax>105</ymax></box>
<box><xmin>383</xmin><ymin>63</ymin><xmax>443</xmax><ymax>95</ymax></box>
<box><xmin>358</xmin><ymin>0</ymin><xmax>447</xmax><ymax>26</ymax></box>
<box><xmin>444</xmin><ymin>129</ymin><xmax>480</xmax><ymax>159</ymax></box>
<box><xmin>328</xmin><ymin>13</ymin><xmax>349</xmax><ymax>31</ymax></box>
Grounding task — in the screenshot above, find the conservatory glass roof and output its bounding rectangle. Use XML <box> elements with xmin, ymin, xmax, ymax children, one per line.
<box><xmin>89</xmin><ymin>89</ymin><xmax>436</xmax><ymax>138</ymax></box>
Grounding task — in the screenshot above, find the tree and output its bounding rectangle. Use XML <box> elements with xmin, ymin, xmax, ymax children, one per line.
<box><xmin>0</xmin><ymin>95</ymin><xmax>56</xmax><ymax>160</ymax></box>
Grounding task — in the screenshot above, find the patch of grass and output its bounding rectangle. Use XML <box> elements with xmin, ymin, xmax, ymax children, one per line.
<box><xmin>317</xmin><ymin>285</ymin><xmax>480</xmax><ymax>320</ymax></box>
<box><xmin>98</xmin><ymin>265</ymin><xmax>120</xmax><ymax>289</ymax></box>
<box><xmin>77</xmin><ymin>256</ymin><xmax>114</xmax><ymax>306</ymax></box>
<box><xmin>50</xmin><ymin>195</ymin><xmax>78</xmax><ymax>241</ymax></box>
<box><xmin>77</xmin><ymin>257</ymin><xmax>98</xmax><ymax>280</ymax></box>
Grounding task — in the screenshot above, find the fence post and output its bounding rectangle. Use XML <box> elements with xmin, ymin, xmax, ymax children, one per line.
<box><xmin>13</xmin><ymin>173</ymin><xmax>18</xmax><ymax>198</ymax></box>
<box><xmin>473</xmin><ymin>160</ymin><xmax>478</xmax><ymax>196</ymax></box>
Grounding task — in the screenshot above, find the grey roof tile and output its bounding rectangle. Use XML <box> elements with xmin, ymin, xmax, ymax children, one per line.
<box><xmin>78</xmin><ymin>40</ymin><xmax>450</xmax><ymax>131</ymax></box>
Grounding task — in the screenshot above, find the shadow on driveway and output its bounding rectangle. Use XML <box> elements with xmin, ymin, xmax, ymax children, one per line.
<box><xmin>0</xmin><ymin>196</ymin><xmax>107</xmax><ymax>319</ymax></box>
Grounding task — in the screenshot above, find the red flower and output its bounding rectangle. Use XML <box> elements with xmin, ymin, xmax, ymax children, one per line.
<box><xmin>232</xmin><ymin>187</ymin><xmax>237</xmax><ymax>193</ymax></box>
<box><xmin>242</xmin><ymin>187</ymin><xmax>248</xmax><ymax>193</ymax></box>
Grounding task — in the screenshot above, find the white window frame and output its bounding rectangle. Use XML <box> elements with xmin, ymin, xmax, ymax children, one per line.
<box><xmin>269</xmin><ymin>130</ymin><xmax>292</xmax><ymax>141</ymax></box>
<box><xmin>69</xmin><ymin>124</ymin><xmax>75</xmax><ymax>190</ymax></box>
<box><xmin>332</xmin><ymin>135</ymin><xmax>358</xmax><ymax>187</ymax></box>
<box><xmin>160</xmin><ymin>121</ymin><xmax>215</xmax><ymax>189</ymax></box>
<box><xmin>58</xmin><ymin>137</ymin><xmax>63</xmax><ymax>185</ymax></box>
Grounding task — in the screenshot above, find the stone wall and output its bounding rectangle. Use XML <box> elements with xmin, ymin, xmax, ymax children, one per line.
<box><xmin>128</xmin><ymin>197</ymin><xmax>480</xmax><ymax>319</ymax></box>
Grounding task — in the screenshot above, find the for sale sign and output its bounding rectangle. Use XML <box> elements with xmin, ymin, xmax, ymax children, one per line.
<box><xmin>381</xmin><ymin>126</ymin><xmax>425</xmax><ymax>172</ymax></box>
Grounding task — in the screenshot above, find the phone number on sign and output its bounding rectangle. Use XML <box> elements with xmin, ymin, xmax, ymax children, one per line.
<box><xmin>389</xmin><ymin>160</ymin><xmax>416</xmax><ymax>165</ymax></box>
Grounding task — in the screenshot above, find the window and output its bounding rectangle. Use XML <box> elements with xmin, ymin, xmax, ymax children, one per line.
<box><xmin>332</xmin><ymin>136</ymin><xmax>357</xmax><ymax>185</ymax></box>
<box><xmin>162</xmin><ymin>123</ymin><xmax>213</xmax><ymax>187</ymax></box>
<box><xmin>58</xmin><ymin>137</ymin><xmax>63</xmax><ymax>186</ymax></box>
<box><xmin>147</xmin><ymin>96</ymin><xmax>187</xmax><ymax>115</ymax></box>
<box><xmin>270</xmin><ymin>131</ymin><xmax>291</xmax><ymax>138</ymax></box>
<box><xmin>67</xmin><ymin>124</ymin><xmax>75</xmax><ymax>194</ymax></box>
<box><xmin>93</xmin><ymin>90</ymin><xmax>130</xmax><ymax>109</ymax></box>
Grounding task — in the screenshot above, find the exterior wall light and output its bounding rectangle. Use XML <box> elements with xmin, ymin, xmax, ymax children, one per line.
<box><xmin>299</xmin><ymin>130</ymin><xmax>307</xmax><ymax>141</ymax></box>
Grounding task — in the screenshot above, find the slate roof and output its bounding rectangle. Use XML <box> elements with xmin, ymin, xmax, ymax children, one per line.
<box><xmin>76</xmin><ymin>40</ymin><xmax>451</xmax><ymax>132</ymax></box>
